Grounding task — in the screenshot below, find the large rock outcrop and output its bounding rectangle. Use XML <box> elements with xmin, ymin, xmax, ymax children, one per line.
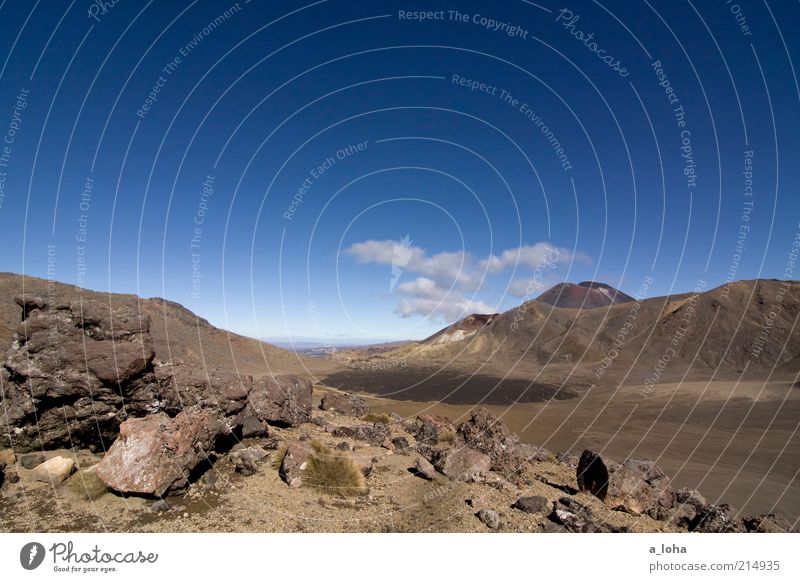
<box><xmin>0</xmin><ymin>295</ymin><xmax>157</xmax><ymax>451</ymax></box>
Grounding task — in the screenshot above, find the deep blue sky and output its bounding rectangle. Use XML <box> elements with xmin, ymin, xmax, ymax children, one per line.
<box><xmin>0</xmin><ymin>0</ymin><xmax>798</xmax><ymax>342</ymax></box>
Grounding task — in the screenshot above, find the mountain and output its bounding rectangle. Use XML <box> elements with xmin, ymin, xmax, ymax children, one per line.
<box><xmin>536</xmin><ymin>281</ymin><xmax>635</xmax><ymax>309</ymax></box>
<box><xmin>353</xmin><ymin>279</ymin><xmax>800</xmax><ymax>386</ymax></box>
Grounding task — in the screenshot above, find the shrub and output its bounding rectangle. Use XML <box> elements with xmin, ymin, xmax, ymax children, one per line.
<box><xmin>64</xmin><ymin>468</ymin><xmax>108</xmax><ymax>501</ymax></box>
<box><xmin>361</xmin><ymin>413</ymin><xmax>391</xmax><ymax>425</ymax></box>
<box><xmin>303</xmin><ymin>441</ymin><xmax>367</xmax><ymax>497</ymax></box>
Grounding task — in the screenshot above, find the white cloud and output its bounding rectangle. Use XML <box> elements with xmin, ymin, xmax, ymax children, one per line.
<box><xmin>345</xmin><ymin>239</ymin><xmax>590</xmax><ymax>322</ymax></box>
<box><xmin>394</xmin><ymin>277</ymin><xmax>496</xmax><ymax>321</ymax></box>
<box><xmin>482</xmin><ymin>243</ymin><xmax>591</xmax><ymax>273</ymax></box>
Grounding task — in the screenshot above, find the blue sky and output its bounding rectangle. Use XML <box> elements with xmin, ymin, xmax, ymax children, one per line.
<box><xmin>0</xmin><ymin>0</ymin><xmax>798</xmax><ymax>342</ymax></box>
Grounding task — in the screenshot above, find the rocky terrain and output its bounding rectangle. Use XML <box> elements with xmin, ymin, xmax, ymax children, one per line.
<box><xmin>2</xmin><ymin>384</ymin><xmax>792</xmax><ymax>533</ymax></box>
<box><xmin>0</xmin><ymin>273</ymin><xmax>797</xmax><ymax>532</ymax></box>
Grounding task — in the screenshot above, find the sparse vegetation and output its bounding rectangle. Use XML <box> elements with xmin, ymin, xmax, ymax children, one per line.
<box><xmin>303</xmin><ymin>441</ymin><xmax>367</xmax><ymax>497</ymax></box>
<box><xmin>271</xmin><ymin>443</ymin><xmax>289</xmax><ymax>470</ymax></box>
<box><xmin>361</xmin><ymin>412</ymin><xmax>391</xmax><ymax>424</ymax></box>
<box><xmin>64</xmin><ymin>468</ymin><xmax>108</xmax><ymax>500</ymax></box>
<box><xmin>438</xmin><ymin>431</ymin><xmax>456</xmax><ymax>444</ymax></box>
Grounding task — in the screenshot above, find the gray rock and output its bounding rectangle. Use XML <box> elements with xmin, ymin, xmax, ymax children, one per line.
<box><xmin>239</xmin><ymin>415</ymin><xmax>269</xmax><ymax>438</ymax></box>
<box><xmin>605</xmin><ymin>459</ymin><xmax>673</xmax><ymax>517</ymax></box>
<box><xmin>319</xmin><ymin>392</ymin><xmax>369</xmax><ymax>418</ymax></box>
<box><xmin>279</xmin><ymin>441</ymin><xmax>311</xmax><ymax>488</ymax></box>
<box><xmin>391</xmin><ymin>436</ymin><xmax>410</xmax><ymax>454</ymax></box>
<box><xmin>476</xmin><ymin>508</ymin><xmax>500</xmax><ymax>529</ymax></box>
<box><xmin>20</xmin><ymin>453</ymin><xmax>45</xmax><ymax>469</ymax></box>
<box><xmin>151</xmin><ymin>499</ymin><xmax>171</xmax><ymax>512</ymax></box>
<box><xmin>331</xmin><ymin>423</ymin><xmax>390</xmax><ymax>445</ymax></box>
<box><xmin>512</xmin><ymin>495</ymin><xmax>549</xmax><ymax>514</ymax></box>
<box><xmin>232</xmin><ymin>446</ymin><xmax>269</xmax><ymax>476</ymax></box>
<box><xmin>247</xmin><ymin>374</ymin><xmax>313</xmax><ymax>427</ymax></box>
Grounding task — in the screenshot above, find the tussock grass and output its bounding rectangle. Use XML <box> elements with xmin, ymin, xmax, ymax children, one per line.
<box><xmin>361</xmin><ymin>413</ymin><xmax>391</xmax><ymax>425</ymax></box>
<box><xmin>437</xmin><ymin>431</ymin><xmax>456</xmax><ymax>444</ymax></box>
<box><xmin>64</xmin><ymin>468</ymin><xmax>108</xmax><ymax>501</ymax></box>
<box><xmin>304</xmin><ymin>441</ymin><xmax>367</xmax><ymax>497</ymax></box>
<box><xmin>271</xmin><ymin>442</ymin><xmax>289</xmax><ymax>470</ymax></box>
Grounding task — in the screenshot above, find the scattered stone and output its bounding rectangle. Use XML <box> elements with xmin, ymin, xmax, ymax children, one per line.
<box><xmin>605</xmin><ymin>459</ymin><xmax>673</xmax><ymax>517</ymax></box>
<box><xmin>232</xmin><ymin>446</ymin><xmax>269</xmax><ymax>476</ymax></box>
<box><xmin>431</xmin><ymin>446</ymin><xmax>490</xmax><ymax>482</ymax></box>
<box><xmin>239</xmin><ymin>415</ymin><xmax>269</xmax><ymax>438</ymax></box>
<box><xmin>152</xmin><ymin>499</ymin><xmax>170</xmax><ymax>512</ymax></box>
<box><xmin>0</xmin><ymin>460</ymin><xmax>5</xmax><ymax>488</ymax></box>
<box><xmin>20</xmin><ymin>453</ymin><xmax>45</xmax><ymax>469</ymax></box>
<box><xmin>261</xmin><ymin>436</ymin><xmax>283</xmax><ymax>450</ymax></box>
<box><xmin>692</xmin><ymin>504</ymin><xmax>746</xmax><ymax>533</ymax></box>
<box><xmin>743</xmin><ymin>512</ymin><xmax>793</xmax><ymax>533</ymax></box>
<box><xmin>246</xmin><ymin>374</ymin><xmax>313</xmax><ymax>426</ymax></box>
<box><xmin>551</xmin><ymin>509</ymin><xmax>584</xmax><ymax>532</ymax></box>
<box><xmin>576</xmin><ymin>449</ymin><xmax>609</xmax><ymax>500</ymax></box>
<box><xmin>319</xmin><ymin>391</ymin><xmax>369</xmax><ymax>417</ymax></box>
<box><xmin>381</xmin><ymin>437</ymin><xmax>395</xmax><ymax>452</ymax></box>
<box><xmin>556</xmin><ymin>451</ymin><xmax>579</xmax><ymax>467</ymax></box>
<box><xmin>331</xmin><ymin>423</ymin><xmax>390</xmax><ymax>445</ymax></box>
<box><xmin>548</xmin><ymin>497</ymin><xmax>595</xmax><ymax>532</ymax></box>
<box><xmin>335</xmin><ymin>441</ymin><xmax>352</xmax><ymax>451</ymax></box>
<box><xmin>512</xmin><ymin>495</ymin><xmax>549</xmax><ymax>514</ymax></box>
<box><xmin>412</xmin><ymin>456</ymin><xmax>436</xmax><ymax>480</ymax></box>
<box><xmin>391</xmin><ymin>436</ymin><xmax>410</xmax><ymax>454</ymax></box>
<box><xmin>95</xmin><ymin>409</ymin><xmax>221</xmax><ymax>496</ymax></box>
<box><xmin>201</xmin><ymin>470</ymin><xmax>218</xmax><ymax>488</ymax></box>
<box><xmin>475</xmin><ymin>508</ymin><xmax>500</xmax><ymax>529</ymax></box>
<box><xmin>0</xmin><ymin>448</ymin><xmax>16</xmax><ymax>466</ymax></box>
<box><xmin>279</xmin><ymin>441</ymin><xmax>311</xmax><ymax>488</ymax></box>
<box><xmin>30</xmin><ymin>456</ymin><xmax>75</xmax><ymax>484</ymax></box>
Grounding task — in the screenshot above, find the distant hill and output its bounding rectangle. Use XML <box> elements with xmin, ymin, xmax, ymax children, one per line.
<box><xmin>0</xmin><ymin>272</ymin><xmax>335</xmax><ymax>378</ymax></box>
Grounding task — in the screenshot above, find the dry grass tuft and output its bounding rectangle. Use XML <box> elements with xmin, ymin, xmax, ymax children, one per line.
<box><xmin>64</xmin><ymin>468</ymin><xmax>108</xmax><ymax>501</ymax></box>
<box><xmin>303</xmin><ymin>441</ymin><xmax>367</xmax><ymax>497</ymax></box>
<box><xmin>271</xmin><ymin>442</ymin><xmax>289</xmax><ymax>470</ymax></box>
<box><xmin>361</xmin><ymin>413</ymin><xmax>391</xmax><ymax>425</ymax></box>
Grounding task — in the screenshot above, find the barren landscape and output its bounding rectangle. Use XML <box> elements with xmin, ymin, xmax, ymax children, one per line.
<box><xmin>0</xmin><ymin>272</ymin><xmax>797</xmax><ymax>532</ymax></box>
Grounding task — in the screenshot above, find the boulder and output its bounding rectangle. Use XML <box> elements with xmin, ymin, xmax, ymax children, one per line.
<box><xmin>457</xmin><ymin>407</ymin><xmax>529</xmax><ymax>474</ymax></box>
<box><xmin>0</xmin><ymin>296</ymin><xmax>157</xmax><ymax>451</ymax></box>
<box><xmin>512</xmin><ymin>495</ymin><xmax>549</xmax><ymax>514</ymax></box>
<box><xmin>576</xmin><ymin>449</ymin><xmax>609</xmax><ymax>500</ymax></box>
<box><xmin>431</xmin><ymin>446</ymin><xmax>490</xmax><ymax>482</ymax></box>
<box><xmin>410</xmin><ymin>414</ymin><xmax>456</xmax><ymax>446</ymax></box>
<box><xmin>475</xmin><ymin>508</ymin><xmax>500</xmax><ymax>529</ymax></box>
<box><xmin>232</xmin><ymin>446</ymin><xmax>269</xmax><ymax>476</ymax></box>
<box><xmin>413</xmin><ymin>456</ymin><xmax>436</xmax><ymax>480</ymax></box>
<box><xmin>278</xmin><ymin>441</ymin><xmax>312</xmax><ymax>488</ymax></box>
<box><xmin>247</xmin><ymin>374</ymin><xmax>312</xmax><ymax>426</ymax></box>
<box><xmin>549</xmin><ymin>498</ymin><xmax>595</xmax><ymax>532</ymax></box>
<box><xmin>669</xmin><ymin>487</ymin><xmax>706</xmax><ymax>529</ymax></box>
<box><xmin>331</xmin><ymin>423</ymin><xmax>390</xmax><ymax>445</ymax></box>
<box><xmin>319</xmin><ymin>392</ymin><xmax>369</xmax><ymax>418</ymax></box>
<box><xmin>605</xmin><ymin>459</ymin><xmax>673</xmax><ymax>517</ymax></box>
<box><xmin>20</xmin><ymin>453</ymin><xmax>45</xmax><ymax>469</ymax></box>
<box><xmin>30</xmin><ymin>456</ymin><xmax>75</xmax><ymax>484</ymax></box>
<box><xmin>95</xmin><ymin>409</ymin><xmax>221</xmax><ymax>496</ymax></box>
<box><xmin>391</xmin><ymin>436</ymin><xmax>410</xmax><ymax>454</ymax></box>
<box><xmin>239</xmin><ymin>415</ymin><xmax>269</xmax><ymax>438</ymax></box>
